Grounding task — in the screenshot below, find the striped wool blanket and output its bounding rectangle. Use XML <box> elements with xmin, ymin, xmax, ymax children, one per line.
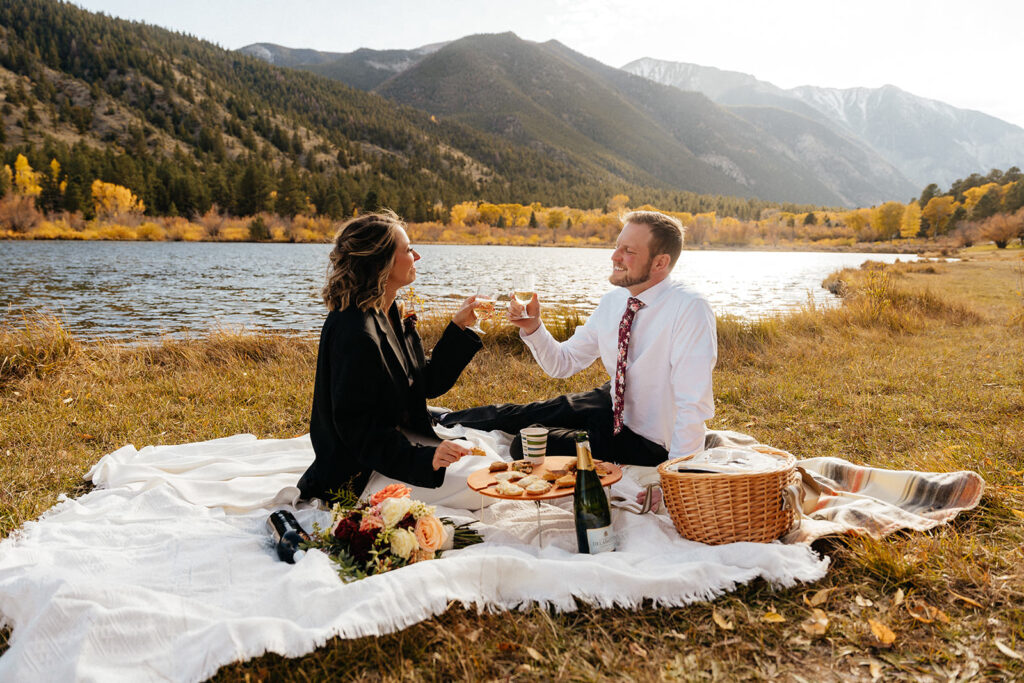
<box><xmin>703</xmin><ymin>431</ymin><xmax>986</xmax><ymax>544</ymax></box>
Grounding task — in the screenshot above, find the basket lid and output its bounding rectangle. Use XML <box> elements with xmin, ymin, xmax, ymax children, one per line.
<box><xmin>662</xmin><ymin>445</ymin><xmax>794</xmax><ymax>475</ymax></box>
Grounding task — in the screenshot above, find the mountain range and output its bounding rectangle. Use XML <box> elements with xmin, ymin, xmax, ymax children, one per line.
<box><xmin>243</xmin><ymin>37</ymin><xmax>1024</xmax><ymax>207</ymax></box>
<box><xmin>622</xmin><ymin>58</ymin><xmax>1024</xmax><ymax>193</ymax></box>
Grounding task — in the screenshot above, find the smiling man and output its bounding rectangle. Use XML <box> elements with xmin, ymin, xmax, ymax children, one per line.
<box><xmin>440</xmin><ymin>211</ymin><xmax>717</xmax><ymax>465</ymax></box>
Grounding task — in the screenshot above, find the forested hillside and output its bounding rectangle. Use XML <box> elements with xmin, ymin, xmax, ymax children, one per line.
<box><xmin>0</xmin><ymin>0</ymin><xmax>827</xmax><ymax>223</ymax></box>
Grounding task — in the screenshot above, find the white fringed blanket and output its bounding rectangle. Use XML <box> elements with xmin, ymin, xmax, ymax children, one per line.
<box><xmin>0</xmin><ymin>433</ymin><xmax>832</xmax><ymax>682</ymax></box>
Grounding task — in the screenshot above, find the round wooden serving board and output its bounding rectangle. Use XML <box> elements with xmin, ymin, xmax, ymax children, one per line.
<box><xmin>467</xmin><ymin>455</ymin><xmax>622</xmax><ymax>501</ymax></box>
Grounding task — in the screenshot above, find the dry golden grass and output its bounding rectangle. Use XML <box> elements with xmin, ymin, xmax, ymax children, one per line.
<box><xmin>2</xmin><ymin>253</ymin><xmax>1023</xmax><ymax>680</ymax></box>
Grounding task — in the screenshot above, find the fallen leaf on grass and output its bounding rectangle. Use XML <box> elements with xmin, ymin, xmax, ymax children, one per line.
<box><xmin>496</xmin><ymin>642</ymin><xmax>519</xmax><ymax>652</ymax></box>
<box><xmin>868</xmin><ymin>659</ymin><xmax>883</xmax><ymax>680</ymax></box>
<box><xmin>712</xmin><ymin>607</ymin><xmax>734</xmax><ymax>631</ymax></box>
<box><xmin>761</xmin><ymin>611</ymin><xmax>787</xmax><ymax>623</ymax></box>
<box><xmin>62</xmin><ymin>397</ymin><xmax>74</xmax><ymax>404</ymax></box>
<box><xmin>892</xmin><ymin>588</ymin><xmax>905</xmax><ymax>609</ymax></box>
<box><xmin>994</xmin><ymin>639</ymin><xmax>1023</xmax><ymax>660</ymax></box>
<box><xmin>629</xmin><ymin>642</ymin><xmax>648</xmax><ymax>657</ymax></box>
<box><xmin>76</xmin><ymin>433</ymin><xmax>94</xmax><ymax>441</ymax></box>
<box><xmin>868</xmin><ymin>619</ymin><xmax>896</xmax><ymax>647</ymax></box>
<box><xmin>949</xmin><ymin>591</ymin><xmax>982</xmax><ymax>608</ymax></box>
<box><xmin>906</xmin><ymin>599</ymin><xmax>950</xmax><ymax>624</ymax></box>
<box><xmin>801</xmin><ymin>608</ymin><xmax>828</xmax><ymax>636</ymax></box>
<box><xmin>664</xmin><ymin>630</ymin><xmax>687</xmax><ymax>640</ymax></box>
<box><xmin>855</xmin><ymin>594</ymin><xmax>874</xmax><ymax>607</ymax></box>
<box><xmin>1010</xmin><ymin>509</ymin><xmax>1024</xmax><ymax>520</ymax></box>
<box><xmin>804</xmin><ymin>588</ymin><xmax>833</xmax><ymax>607</ymax></box>
<box><xmin>464</xmin><ymin>628</ymin><xmax>481</xmax><ymax>643</ymax></box>
<box><xmin>525</xmin><ymin>646</ymin><xmax>542</xmax><ymax>661</ymax></box>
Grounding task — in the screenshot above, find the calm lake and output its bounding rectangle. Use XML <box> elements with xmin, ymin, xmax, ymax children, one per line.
<box><xmin>0</xmin><ymin>241</ymin><xmax>916</xmax><ymax>339</ymax></box>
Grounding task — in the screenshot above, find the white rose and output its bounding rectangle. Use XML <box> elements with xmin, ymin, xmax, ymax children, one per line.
<box><xmin>380</xmin><ymin>496</ymin><xmax>414</xmax><ymax>528</ymax></box>
<box><xmin>389</xmin><ymin>527</ymin><xmax>418</xmax><ymax>559</ymax></box>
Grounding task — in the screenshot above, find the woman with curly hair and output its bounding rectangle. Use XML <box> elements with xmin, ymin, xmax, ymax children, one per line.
<box><xmin>297</xmin><ymin>210</ymin><xmax>483</xmax><ymax>503</ymax></box>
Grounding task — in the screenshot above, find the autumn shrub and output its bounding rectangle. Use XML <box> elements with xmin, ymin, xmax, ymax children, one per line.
<box><xmin>197</xmin><ymin>207</ymin><xmax>227</xmax><ymax>239</ymax></box>
<box><xmin>28</xmin><ymin>219</ymin><xmax>71</xmax><ymax>239</ymax></box>
<box><xmin>135</xmin><ymin>222</ymin><xmax>167</xmax><ymax>241</ymax></box>
<box><xmin>96</xmin><ymin>223</ymin><xmax>138</xmax><ymax>240</ymax></box>
<box><xmin>979</xmin><ymin>213</ymin><xmax>1023</xmax><ymax>249</ymax></box>
<box><xmin>164</xmin><ymin>217</ymin><xmax>205</xmax><ymax>241</ymax></box>
<box><xmin>220</xmin><ymin>218</ymin><xmax>250</xmax><ymax>241</ymax></box>
<box><xmin>0</xmin><ymin>195</ymin><xmax>43</xmax><ymax>233</ymax></box>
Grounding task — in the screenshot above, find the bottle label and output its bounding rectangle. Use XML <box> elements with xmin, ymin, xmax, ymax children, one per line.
<box><xmin>586</xmin><ymin>525</ymin><xmax>616</xmax><ymax>553</ymax></box>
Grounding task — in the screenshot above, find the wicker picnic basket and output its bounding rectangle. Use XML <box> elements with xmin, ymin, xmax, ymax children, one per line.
<box><xmin>657</xmin><ymin>445</ymin><xmax>799</xmax><ymax>545</ymax></box>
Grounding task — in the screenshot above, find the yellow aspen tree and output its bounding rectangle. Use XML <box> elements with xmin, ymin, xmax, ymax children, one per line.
<box><xmin>841</xmin><ymin>209</ymin><xmax>869</xmax><ymax>234</ymax></box>
<box><xmin>870</xmin><ymin>201</ymin><xmax>905</xmax><ymax>240</ymax></box>
<box><xmin>962</xmin><ymin>183</ymin><xmax>999</xmax><ymax>212</ymax></box>
<box><xmin>50</xmin><ymin>160</ymin><xmax>67</xmax><ymax>193</ymax></box>
<box><xmin>91</xmin><ymin>180</ymin><xmax>145</xmax><ymax>219</ymax></box>
<box><xmin>448</xmin><ymin>202</ymin><xmax>474</xmax><ymax>228</ymax></box>
<box><xmin>606</xmin><ymin>194</ymin><xmax>629</xmax><ymax>213</ymax></box>
<box><xmin>13</xmin><ymin>154</ymin><xmax>42</xmax><ymax>196</ymax></box>
<box><xmin>921</xmin><ymin>196</ymin><xmax>958</xmax><ymax>236</ymax></box>
<box><xmin>545</xmin><ymin>208</ymin><xmax>566</xmax><ymax>229</ymax></box>
<box><xmin>900</xmin><ymin>201</ymin><xmax>922</xmax><ymax>238</ymax></box>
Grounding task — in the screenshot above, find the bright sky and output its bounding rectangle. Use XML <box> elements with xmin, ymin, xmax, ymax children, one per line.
<box><xmin>73</xmin><ymin>0</ymin><xmax>1024</xmax><ymax>129</ymax></box>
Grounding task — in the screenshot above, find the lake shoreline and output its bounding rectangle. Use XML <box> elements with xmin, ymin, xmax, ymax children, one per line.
<box><xmin>0</xmin><ymin>235</ymin><xmax>937</xmax><ymax>255</ymax></box>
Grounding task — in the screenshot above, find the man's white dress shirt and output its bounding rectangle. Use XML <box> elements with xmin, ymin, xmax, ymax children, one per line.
<box><xmin>522</xmin><ymin>278</ymin><xmax>717</xmax><ymax>459</ymax></box>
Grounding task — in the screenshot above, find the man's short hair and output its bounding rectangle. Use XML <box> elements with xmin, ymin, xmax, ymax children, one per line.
<box><xmin>622</xmin><ymin>210</ymin><xmax>685</xmax><ymax>267</ymax></box>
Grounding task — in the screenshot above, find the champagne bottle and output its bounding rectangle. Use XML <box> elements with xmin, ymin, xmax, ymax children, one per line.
<box><xmin>267</xmin><ymin>510</ymin><xmax>310</xmax><ymax>564</ymax></box>
<box><xmin>573</xmin><ymin>431</ymin><xmax>616</xmax><ymax>553</ymax></box>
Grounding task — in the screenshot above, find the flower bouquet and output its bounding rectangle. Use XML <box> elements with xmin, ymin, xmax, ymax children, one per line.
<box><xmin>309</xmin><ymin>484</ymin><xmax>483</xmax><ymax>581</ymax></box>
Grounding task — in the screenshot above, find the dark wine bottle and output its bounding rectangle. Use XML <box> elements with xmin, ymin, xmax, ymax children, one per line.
<box><xmin>573</xmin><ymin>431</ymin><xmax>616</xmax><ymax>553</ymax></box>
<box><xmin>267</xmin><ymin>510</ymin><xmax>310</xmax><ymax>564</ymax></box>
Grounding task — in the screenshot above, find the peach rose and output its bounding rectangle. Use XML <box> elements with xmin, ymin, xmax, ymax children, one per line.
<box><xmin>370</xmin><ymin>484</ymin><xmax>411</xmax><ymax>506</ymax></box>
<box><xmin>414</xmin><ymin>515</ymin><xmax>446</xmax><ymax>553</ymax></box>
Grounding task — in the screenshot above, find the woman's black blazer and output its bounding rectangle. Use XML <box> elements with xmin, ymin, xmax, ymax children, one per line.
<box><xmin>299</xmin><ymin>303</ymin><xmax>482</xmax><ymax>500</ymax></box>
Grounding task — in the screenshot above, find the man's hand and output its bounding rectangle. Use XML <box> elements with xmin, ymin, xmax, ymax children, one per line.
<box><xmin>432</xmin><ymin>440</ymin><xmax>471</xmax><ymax>470</ymax></box>
<box><xmin>451</xmin><ymin>295</ymin><xmax>478</xmax><ymax>330</ymax></box>
<box><xmin>508</xmin><ymin>292</ymin><xmax>541</xmax><ymax>335</ymax></box>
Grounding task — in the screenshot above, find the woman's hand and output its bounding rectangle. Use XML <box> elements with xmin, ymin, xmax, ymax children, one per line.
<box><xmin>432</xmin><ymin>440</ymin><xmax>471</xmax><ymax>470</ymax></box>
<box><xmin>508</xmin><ymin>292</ymin><xmax>542</xmax><ymax>335</ymax></box>
<box><xmin>451</xmin><ymin>295</ymin><xmax>478</xmax><ymax>330</ymax></box>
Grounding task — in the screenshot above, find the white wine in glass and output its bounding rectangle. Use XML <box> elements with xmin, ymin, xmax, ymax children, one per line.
<box><xmin>469</xmin><ymin>287</ymin><xmax>497</xmax><ymax>335</ymax></box>
<box><xmin>511</xmin><ymin>274</ymin><xmax>536</xmax><ymax>319</ymax></box>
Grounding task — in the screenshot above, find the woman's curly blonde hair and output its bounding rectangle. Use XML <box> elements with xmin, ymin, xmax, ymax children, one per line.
<box><xmin>322</xmin><ymin>210</ymin><xmax>405</xmax><ymax>312</ymax></box>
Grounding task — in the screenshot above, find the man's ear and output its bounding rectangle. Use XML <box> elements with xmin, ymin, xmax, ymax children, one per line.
<box><xmin>652</xmin><ymin>253</ymin><xmax>672</xmax><ymax>274</ymax></box>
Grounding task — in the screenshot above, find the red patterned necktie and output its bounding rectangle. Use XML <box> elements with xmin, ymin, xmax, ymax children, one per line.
<box><xmin>613</xmin><ymin>296</ymin><xmax>645</xmax><ymax>435</ymax></box>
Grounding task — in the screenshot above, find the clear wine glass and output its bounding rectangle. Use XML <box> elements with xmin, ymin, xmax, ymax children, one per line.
<box><xmin>468</xmin><ymin>286</ymin><xmax>497</xmax><ymax>335</ymax></box>
<box><xmin>511</xmin><ymin>274</ymin><xmax>536</xmax><ymax>320</ymax></box>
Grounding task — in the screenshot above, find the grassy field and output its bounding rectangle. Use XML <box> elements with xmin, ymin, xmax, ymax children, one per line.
<box><xmin>2</xmin><ymin>251</ymin><xmax>1023</xmax><ymax>680</ymax></box>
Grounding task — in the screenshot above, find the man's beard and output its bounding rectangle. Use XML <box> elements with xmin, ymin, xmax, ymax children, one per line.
<box><xmin>610</xmin><ymin>258</ymin><xmax>652</xmax><ymax>288</ymax></box>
